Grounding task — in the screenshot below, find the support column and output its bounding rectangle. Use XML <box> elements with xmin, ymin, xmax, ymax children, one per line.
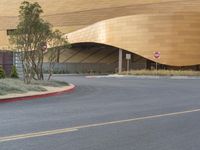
<box><xmin>118</xmin><ymin>49</ymin><xmax>123</xmax><ymax>73</ymax></box>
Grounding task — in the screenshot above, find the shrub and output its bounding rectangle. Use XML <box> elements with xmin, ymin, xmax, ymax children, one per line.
<box><xmin>10</xmin><ymin>65</ymin><xmax>19</xmax><ymax>78</ymax></box>
<box><xmin>0</xmin><ymin>66</ymin><xmax>6</xmax><ymax>79</ymax></box>
<box><xmin>120</xmin><ymin>69</ymin><xmax>200</xmax><ymax>76</ymax></box>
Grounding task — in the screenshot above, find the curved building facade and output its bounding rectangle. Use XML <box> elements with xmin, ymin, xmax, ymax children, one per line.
<box><xmin>1</xmin><ymin>0</ymin><xmax>200</xmax><ymax>72</ymax></box>
<box><xmin>67</xmin><ymin>12</ymin><xmax>200</xmax><ymax>66</ymax></box>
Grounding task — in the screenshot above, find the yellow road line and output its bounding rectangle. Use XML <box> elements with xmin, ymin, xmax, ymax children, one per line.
<box><xmin>0</xmin><ymin>128</ymin><xmax>78</xmax><ymax>142</ymax></box>
<box><xmin>1</xmin><ymin>108</ymin><xmax>200</xmax><ymax>142</ymax></box>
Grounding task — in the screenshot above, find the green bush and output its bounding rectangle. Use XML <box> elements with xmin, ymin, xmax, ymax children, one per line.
<box><xmin>10</xmin><ymin>65</ymin><xmax>19</xmax><ymax>78</ymax></box>
<box><xmin>0</xmin><ymin>66</ymin><xmax>6</xmax><ymax>79</ymax></box>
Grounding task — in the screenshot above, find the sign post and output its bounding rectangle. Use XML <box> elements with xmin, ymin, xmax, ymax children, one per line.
<box><xmin>153</xmin><ymin>51</ymin><xmax>160</xmax><ymax>75</ymax></box>
<box><xmin>126</xmin><ymin>54</ymin><xmax>131</xmax><ymax>72</ymax></box>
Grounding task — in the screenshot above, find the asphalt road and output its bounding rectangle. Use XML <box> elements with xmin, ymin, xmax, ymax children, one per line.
<box><xmin>1</xmin><ymin>75</ymin><xmax>200</xmax><ymax>150</ymax></box>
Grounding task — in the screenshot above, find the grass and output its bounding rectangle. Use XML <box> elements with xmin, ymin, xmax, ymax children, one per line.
<box><xmin>31</xmin><ymin>80</ymin><xmax>69</xmax><ymax>87</ymax></box>
<box><xmin>120</xmin><ymin>70</ymin><xmax>200</xmax><ymax>76</ymax></box>
<box><xmin>0</xmin><ymin>79</ymin><xmax>69</xmax><ymax>96</ymax></box>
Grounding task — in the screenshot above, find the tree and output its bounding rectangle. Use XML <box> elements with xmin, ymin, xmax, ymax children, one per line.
<box><xmin>9</xmin><ymin>1</ymin><xmax>70</xmax><ymax>83</ymax></box>
<box><xmin>47</xmin><ymin>30</ymin><xmax>70</xmax><ymax>80</ymax></box>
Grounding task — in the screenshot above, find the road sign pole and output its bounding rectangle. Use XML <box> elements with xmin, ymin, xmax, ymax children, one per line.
<box><xmin>153</xmin><ymin>51</ymin><xmax>160</xmax><ymax>76</ymax></box>
<box><xmin>127</xmin><ymin>59</ymin><xmax>130</xmax><ymax>72</ymax></box>
<box><xmin>126</xmin><ymin>53</ymin><xmax>131</xmax><ymax>73</ymax></box>
<box><xmin>156</xmin><ymin>62</ymin><xmax>158</xmax><ymax>76</ymax></box>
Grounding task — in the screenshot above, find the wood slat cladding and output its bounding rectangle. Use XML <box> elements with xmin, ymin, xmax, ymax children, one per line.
<box><xmin>0</xmin><ymin>0</ymin><xmax>183</xmax><ymax>16</ymax></box>
<box><xmin>67</xmin><ymin>13</ymin><xmax>200</xmax><ymax>66</ymax></box>
<box><xmin>1</xmin><ymin>0</ymin><xmax>200</xmax><ymax>30</ymax></box>
<box><xmin>43</xmin><ymin>0</ymin><xmax>200</xmax><ymax>28</ymax></box>
<box><xmin>0</xmin><ymin>0</ymin><xmax>200</xmax><ymax>67</ymax></box>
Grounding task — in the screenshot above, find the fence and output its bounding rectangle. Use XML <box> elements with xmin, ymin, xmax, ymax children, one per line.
<box><xmin>0</xmin><ymin>51</ymin><xmax>13</xmax><ymax>75</ymax></box>
<box><xmin>43</xmin><ymin>62</ymin><xmax>118</xmax><ymax>74</ymax></box>
<box><xmin>12</xmin><ymin>52</ymin><xmax>118</xmax><ymax>75</ymax></box>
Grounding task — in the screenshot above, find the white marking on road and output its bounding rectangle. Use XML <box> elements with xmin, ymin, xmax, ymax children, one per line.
<box><xmin>1</xmin><ymin>108</ymin><xmax>200</xmax><ymax>142</ymax></box>
<box><xmin>74</xmin><ymin>108</ymin><xmax>200</xmax><ymax>129</ymax></box>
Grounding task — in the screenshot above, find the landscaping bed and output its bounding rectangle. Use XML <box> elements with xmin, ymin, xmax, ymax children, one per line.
<box><xmin>120</xmin><ymin>70</ymin><xmax>200</xmax><ymax>76</ymax></box>
<box><xmin>0</xmin><ymin>79</ymin><xmax>69</xmax><ymax>96</ymax></box>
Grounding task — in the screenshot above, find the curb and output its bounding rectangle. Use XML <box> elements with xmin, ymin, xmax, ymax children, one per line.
<box><xmin>0</xmin><ymin>84</ymin><xmax>75</xmax><ymax>103</ymax></box>
<box><xmin>86</xmin><ymin>75</ymin><xmax>200</xmax><ymax>80</ymax></box>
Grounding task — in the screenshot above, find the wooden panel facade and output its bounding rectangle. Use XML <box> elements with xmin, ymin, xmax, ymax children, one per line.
<box><xmin>1</xmin><ymin>0</ymin><xmax>200</xmax><ymax>31</ymax></box>
<box><xmin>0</xmin><ymin>0</ymin><xmax>200</xmax><ymax>67</ymax></box>
<box><xmin>67</xmin><ymin>13</ymin><xmax>200</xmax><ymax>66</ymax></box>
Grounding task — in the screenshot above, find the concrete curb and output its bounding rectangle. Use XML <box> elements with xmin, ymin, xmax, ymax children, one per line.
<box><xmin>86</xmin><ymin>74</ymin><xmax>200</xmax><ymax>79</ymax></box>
<box><xmin>0</xmin><ymin>84</ymin><xmax>75</xmax><ymax>103</ymax></box>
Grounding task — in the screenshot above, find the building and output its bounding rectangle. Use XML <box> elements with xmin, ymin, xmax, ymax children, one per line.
<box><xmin>1</xmin><ymin>0</ymin><xmax>200</xmax><ymax>73</ymax></box>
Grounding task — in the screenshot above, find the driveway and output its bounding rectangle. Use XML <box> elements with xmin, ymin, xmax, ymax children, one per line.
<box><xmin>0</xmin><ymin>75</ymin><xmax>200</xmax><ymax>150</ymax></box>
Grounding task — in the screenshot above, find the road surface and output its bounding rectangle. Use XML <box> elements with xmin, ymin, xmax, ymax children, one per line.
<box><xmin>0</xmin><ymin>75</ymin><xmax>200</xmax><ymax>150</ymax></box>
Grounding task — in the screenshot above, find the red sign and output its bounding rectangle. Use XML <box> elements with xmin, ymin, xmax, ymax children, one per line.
<box><xmin>154</xmin><ymin>51</ymin><xmax>160</xmax><ymax>59</ymax></box>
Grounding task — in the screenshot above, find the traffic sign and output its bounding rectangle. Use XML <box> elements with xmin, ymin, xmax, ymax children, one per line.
<box><xmin>126</xmin><ymin>54</ymin><xmax>131</xmax><ymax>60</ymax></box>
<box><xmin>154</xmin><ymin>51</ymin><xmax>160</xmax><ymax>59</ymax></box>
<box><xmin>126</xmin><ymin>54</ymin><xmax>131</xmax><ymax>72</ymax></box>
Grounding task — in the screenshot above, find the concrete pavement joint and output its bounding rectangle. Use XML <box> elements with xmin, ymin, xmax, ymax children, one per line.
<box><xmin>1</xmin><ymin>108</ymin><xmax>200</xmax><ymax>143</ymax></box>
